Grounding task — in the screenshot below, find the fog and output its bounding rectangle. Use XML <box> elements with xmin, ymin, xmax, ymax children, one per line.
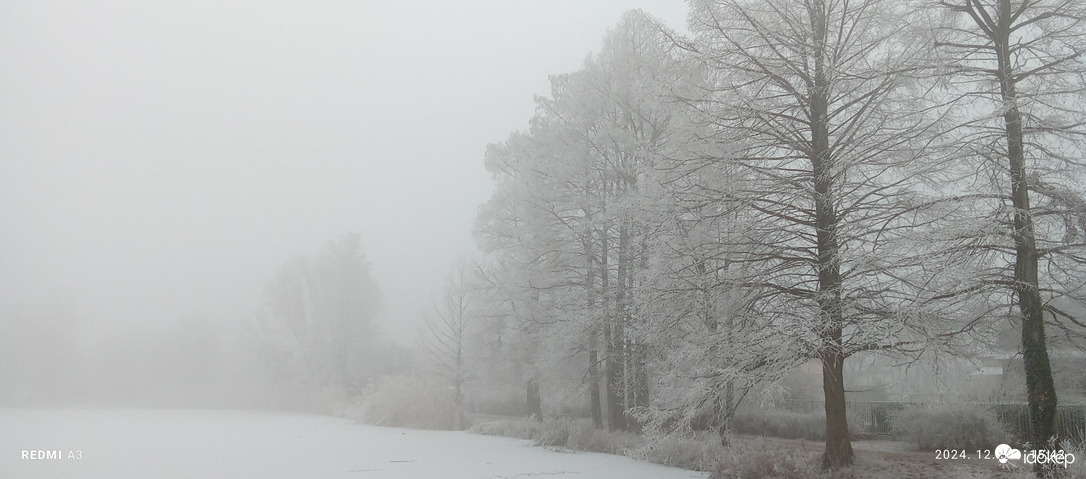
<box><xmin>5</xmin><ymin>2</ymin><xmax>1086</xmax><ymax>477</ymax></box>
<box><xmin>0</xmin><ymin>1</ymin><xmax>688</xmax><ymax>407</ymax></box>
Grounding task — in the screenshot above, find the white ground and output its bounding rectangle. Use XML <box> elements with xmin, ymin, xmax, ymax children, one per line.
<box><xmin>0</xmin><ymin>409</ymin><xmax>708</xmax><ymax>479</ymax></box>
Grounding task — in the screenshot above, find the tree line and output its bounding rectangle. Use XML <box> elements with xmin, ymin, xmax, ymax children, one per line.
<box><xmin>456</xmin><ymin>0</ymin><xmax>1086</xmax><ymax>472</ymax></box>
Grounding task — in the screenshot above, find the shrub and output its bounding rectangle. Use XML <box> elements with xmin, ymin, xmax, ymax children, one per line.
<box><xmin>1049</xmin><ymin>439</ymin><xmax>1086</xmax><ymax>479</ymax></box>
<box><xmin>709</xmin><ymin>438</ymin><xmax>816</xmax><ymax>479</ymax></box>
<box><xmin>352</xmin><ymin>375</ymin><xmax>464</xmax><ymax>430</ymax></box>
<box><xmin>472</xmin><ymin>417</ymin><xmax>725</xmax><ymax>470</ymax></box>
<box><xmin>468</xmin><ymin>417</ymin><xmax>540</xmax><ymax>440</ymax></box>
<box><xmin>465</xmin><ymin>392</ymin><xmax>524</xmax><ymax>417</ymax></box>
<box><xmin>634</xmin><ymin>433</ymin><xmax>723</xmax><ymax>471</ymax></box>
<box><xmin>891</xmin><ymin>403</ymin><xmax>1007</xmax><ymax>451</ymax></box>
<box><xmin>471</xmin><ymin>417</ymin><xmax>645</xmax><ymax>454</ymax></box>
<box><xmin>568</xmin><ymin>420</ymin><xmax>642</xmax><ymax>454</ymax></box>
<box><xmin>535</xmin><ymin>417</ymin><xmax>571</xmax><ymax>447</ymax></box>
<box><xmin>731</xmin><ymin>410</ymin><xmax>831</xmax><ymax>441</ymax></box>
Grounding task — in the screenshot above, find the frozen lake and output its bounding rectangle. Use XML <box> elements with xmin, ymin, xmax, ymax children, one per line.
<box><xmin>0</xmin><ymin>409</ymin><xmax>708</xmax><ymax>478</ymax></box>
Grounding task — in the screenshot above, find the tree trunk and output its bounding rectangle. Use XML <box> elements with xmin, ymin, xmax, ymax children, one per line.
<box><xmin>588</xmin><ymin>337</ymin><xmax>603</xmax><ymax>428</ymax></box>
<box><xmin>633</xmin><ymin>343</ymin><xmax>649</xmax><ymax>409</ymax></box>
<box><xmin>993</xmin><ymin>0</ymin><xmax>1057</xmax><ymax>461</ymax></box>
<box><xmin>809</xmin><ymin>0</ymin><xmax>853</xmax><ymax>468</ymax></box>
<box><xmin>604</xmin><ymin>321</ymin><xmax>626</xmax><ymax>431</ymax></box>
<box><xmin>821</xmin><ymin>350</ymin><xmax>853</xmax><ymax>469</ymax></box>
<box><xmin>599</xmin><ymin>224</ymin><xmax>625</xmax><ymax>431</ymax></box>
<box><xmin>526</xmin><ymin>378</ymin><xmax>542</xmax><ymax>421</ymax></box>
<box><xmin>615</xmin><ymin>220</ymin><xmax>631</xmax><ymax>431</ymax></box>
<box><xmin>626</xmin><ymin>342</ymin><xmax>649</xmax><ymax>433</ymax></box>
<box><xmin>585</xmin><ymin>228</ymin><xmax>603</xmax><ymax>429</ymax></box>
<box><xmin>717</xmin><ymin>383</ymin><xmax>733</xmax><ymax>447</ymax></box>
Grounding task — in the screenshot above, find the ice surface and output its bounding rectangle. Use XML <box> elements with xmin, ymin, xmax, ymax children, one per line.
<box><xmin>0</xmin><ymin>409</ymin><xmax>708</xmax><ymax>478</ymax></box>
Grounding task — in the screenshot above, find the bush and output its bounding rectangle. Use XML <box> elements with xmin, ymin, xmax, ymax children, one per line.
<box><xmin>351</xmin><ymin>375</ymin><xmax>465</xmax><ymax>430</ymax></box>
<box><xmin>1048</xmin><ymin>439</ymin><xmax>1086</xmax><ymax>479</ymax></box>
<box><xmin>472</xmin><ymin>416</ymin><xmax>728</xmax><ymax>471</ymax></box>
<box><xmin>535</xmin><ymin>417</ymin><xmax>571</xmax><ymax>447</ymax></box>
<box><xmin>709</xmin><ymin>438</ymin><xmax>816</xmax><ymax>479</ymax></box>
<box><xmin>471</xmin><ymin>417</ymin><xmax>644</xmax><ymax>454</ymax></box>
<box><xmin>465</xmin><ymin>392</ymin><xmax>524</xmax><ymax>416</ymax></box>
<box><xmin>568</xmin><ymin>420</ymin><xmax>642</xmax><ymax>454</ymax></box>
<box><xmin>634</xmin><ymin>433</ymin><xmax>723</xmax><ymax>471</ymax></box>
<box><xmin>891</xmin><ymin>403</ymin><xmax>1006</xmax><ymax>451</ymax></box>
<box><xmin>731</xmin><ymin>410</ymin><xmax>831</xmax><ymax>441</ymax></box>
<box><xmin>468</xmin><ymin>417</ymin><xmax>540</xmax><ymax>440</ymax></box>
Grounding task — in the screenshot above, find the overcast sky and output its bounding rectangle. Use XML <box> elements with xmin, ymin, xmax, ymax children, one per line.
<box><xmin>0</xmin><ymin>1</ymin><xmax>689</xmax><ymax>342</ymax></box>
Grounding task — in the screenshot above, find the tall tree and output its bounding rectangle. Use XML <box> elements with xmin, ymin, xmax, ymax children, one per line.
<box><xmin>932</xmin><ymin>0</ymin><xmax>1086</xmax><ymax>461</ymax></box>
<box><xmin>420</xmin><ymin>260</ymin><xmax>476</xmax><ymax>411</ymax></box>
<box><xmin>684</xmin><ymin>0</ymin><xmax>953</xmax><ymax>468</ymax></box>
<box><xmin>474</xmin><ymin>10</ymin><xmax>691</xmax><ymax>431</ymax></box>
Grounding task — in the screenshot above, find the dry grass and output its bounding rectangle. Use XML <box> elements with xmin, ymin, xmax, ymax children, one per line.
<box><xmin>468</xmin><ymin>417</ymin><xmax>1086</xmax><ymax>478</ymax></box>
<box><xmin>350</xmin><ymin>375</ymin><xmax>464</xmax><ymax>430</ymax></box>
<box><xmin>716</xmin><ymin>435</ymin><xmax>1083</xmax><ymax>479</ymax></box>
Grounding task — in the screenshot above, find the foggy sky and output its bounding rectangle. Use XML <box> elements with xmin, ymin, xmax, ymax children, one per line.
<box><xmin>0</xmin><ymin>1</ymin><xmax>689</xmax><ymax>342</ymax></box>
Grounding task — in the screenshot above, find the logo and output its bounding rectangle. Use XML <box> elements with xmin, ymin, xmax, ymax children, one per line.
<box><xmin>995</xmin><ymin>444</ymin><xmax>1022</xmax><ymax>466</ymax></box>
<box><xmin>993</xmin><ymin>443</ymin><xmax>1075</xmax><ymax>469</ymax></box>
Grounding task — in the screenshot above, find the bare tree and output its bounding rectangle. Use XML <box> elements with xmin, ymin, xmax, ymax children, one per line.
<box><xmin>474</xmin><ymin>11</ymin><xmax>691</xmax><ymax>431</ymax></box>
<box><xmin>420</xmin><ymin>260</ymin><xmax>475</xmax><ymax>415</ymax></box>
<box><xmin>254</xmin><ymin>233</ymin><xmax>381</xmax><ymax>403</ymax></box>
<box><xmin>683</xmin><ymin>0</ymin><xmax>954</xmax><ymax>468</ymax></box>
<box><xmin>932</xmin><ymin>0</ymin><xmax>1086</xmax><ymax>463</ymax></box>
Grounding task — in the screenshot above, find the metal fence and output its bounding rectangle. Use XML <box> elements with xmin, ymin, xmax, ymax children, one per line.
<box><xmin>989</xmin><ymin>403</ymin><xmax>1086</xmax><ymax>445</ymax></box>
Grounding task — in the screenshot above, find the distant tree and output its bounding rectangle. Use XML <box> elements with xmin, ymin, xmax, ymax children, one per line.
<box><xmin>473</xmin><ymin>10</ymin><xmax>692</xmax><ymax>431</ymax></box>
<box><xmin>420</xmin><ymin>260</ymin><xmax>476</xmax><ymax>413</ymax></box>
<box><xmin>154</xmin><ymin>315</ymin><xmax>224</xmax><ymax>405</ymax></box>
<box><xmin>254</xmin><ymin>233</ymin><xmax>381</xmax><ymax>400</ymax></box>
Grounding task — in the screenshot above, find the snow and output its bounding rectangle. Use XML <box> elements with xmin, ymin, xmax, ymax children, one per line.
<box><xmin>0</xmin><ymin>409</ymin><xmax>708</xmax><ymax>479</ymax></box>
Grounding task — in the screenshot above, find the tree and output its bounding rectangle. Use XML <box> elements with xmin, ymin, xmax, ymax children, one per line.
<box><xmin>472</xmin><ymin>144</ymin><xmax>567</xmax><ymax>419</ymax></box>
<box><xmin>420</xmin><ymin>260</ymin><xmax>476</xmax><ymax>415</ymax></box>
<box><xmin>474</xmin><ymin>10</ymin><xmax>692</xmax><ymax>431</ymax></box>
<box><xmin>932</xmin><ymin>0</ymin><xmax>1086</xmax><ymax>462</ymax></box>
<box><xmin>254</xmin><ymin>233</ymin><xmax>381</xmax><ymax>402</ymax></box>
<box><xmin>683</xmin><ymin>0</ymin><xmax>957</xmax><ymax>468</ymax></box>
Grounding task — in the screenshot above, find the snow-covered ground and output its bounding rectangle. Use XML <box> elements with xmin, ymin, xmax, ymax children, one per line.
<box><xmin>0</xmin><ymin>409</ymin><xmax>708</xmax><ymax>479</ymax></box>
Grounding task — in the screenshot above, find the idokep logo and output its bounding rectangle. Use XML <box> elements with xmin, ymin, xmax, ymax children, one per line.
<box><xmin>995</xmin><ymin>443</ymin><xmax>1076</xmax><ymax>469</ymax></box>
<box><xmin>995</xmin><ymin>444</ymin><xmax>1022</xmax><ymax>465</ymax></box>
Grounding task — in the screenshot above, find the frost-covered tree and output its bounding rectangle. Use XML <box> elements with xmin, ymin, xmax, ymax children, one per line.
<box><xmin>473</xmin><ymin>135</ymin><xmax>567</xmax><ymax>419</ymax></box>
<box><xmin>420</xmin><ymin>260</ymin><xmax>476</xmax><ymax>411</ymax></box>
<box><xmin>254</xmin><ymin>233</ymin><xmax>381</xmax><ymax>400</ymax></box>
<box><xmin>474</xmin><ymin>10</ymin><xmax>691</xmax><ymax>431</ymax></box>
<box><xmin>680</xmin><ymin>0</ymin><xmax>961</xmax><ymax>468</ymax></box>
<box><xmin>931</xmin><ymin>0</ymin><xmax>1086</xmax><ymax>459</ymax></box>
